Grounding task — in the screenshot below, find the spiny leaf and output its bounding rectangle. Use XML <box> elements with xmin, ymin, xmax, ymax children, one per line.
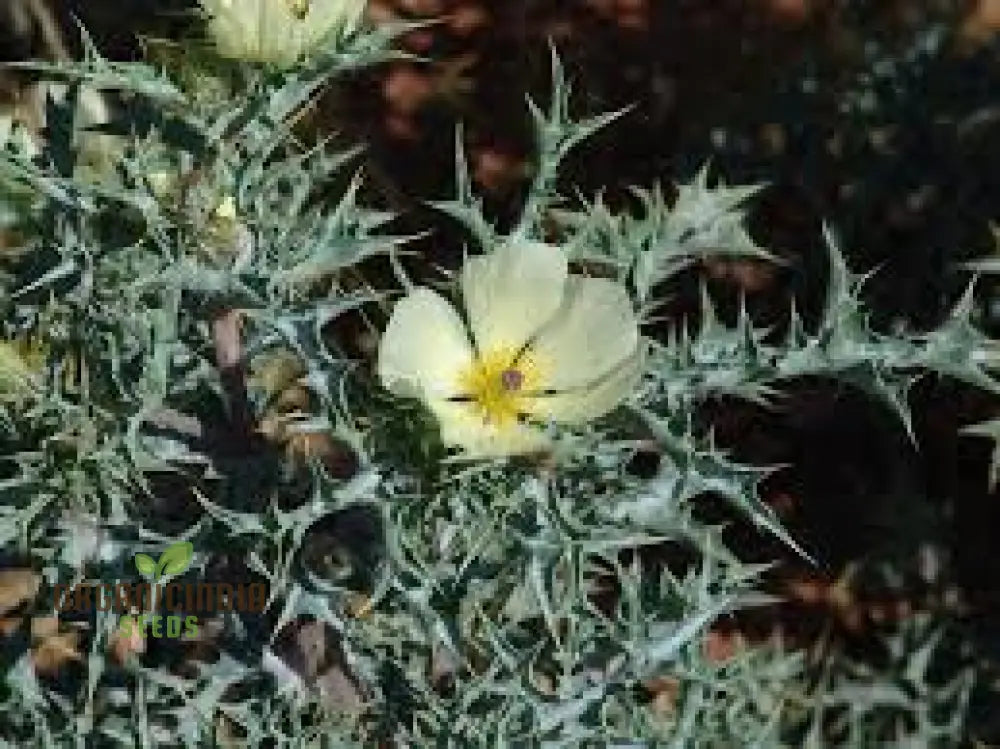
<box><xmin>961</xmin><ymin>417</ymin><xmax>1000</xmax><ymax>489</ymax></box>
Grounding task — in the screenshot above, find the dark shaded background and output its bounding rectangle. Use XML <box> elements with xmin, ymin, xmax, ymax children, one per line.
<box><xmin>3</xmin><ymin>0</ymin><xmax>1000</xmax><ymax>740</ymax></box>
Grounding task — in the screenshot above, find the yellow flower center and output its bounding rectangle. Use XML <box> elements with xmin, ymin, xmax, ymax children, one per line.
<box><xmin>456</xmin><ymin>347</ymin><xmax>544</xmax><ymax>427</ymax></box>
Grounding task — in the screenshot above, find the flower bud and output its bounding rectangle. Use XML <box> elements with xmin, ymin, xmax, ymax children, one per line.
<box><xmin>198</xmin><ymin>0</ymin><xmax>367</xmax><ymax>67</ymax></box>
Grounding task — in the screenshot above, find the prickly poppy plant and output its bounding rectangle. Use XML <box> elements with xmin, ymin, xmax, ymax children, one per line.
<box><xmin>0</xmin><ymin>6</ymin><xmax>992</xmax><ymax>747</ymax></box>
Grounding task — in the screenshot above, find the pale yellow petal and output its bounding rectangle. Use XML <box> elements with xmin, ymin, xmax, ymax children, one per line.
<box><xmin>525</xmin><ymin>343</ymin><xmax>644</xmax><ymax>424</ymax></box>
<box><xmin>428</xmin><ymin>400</ymin><xmax>551</xmax><ymax>458</ymax></box>
<box><xmin>259</xmin><ymin>0</ymin><xmax>300</xmax><ymax>63</ymax></box>
<box><xmin>461</xmin><ymin>242</ymin><xmax>568</xmax><ymax>355</ymax></box>
<box><xmin>526</xmin><ymin>276</ymin><xmax>639</xmax><ymax>391</ymax></box>
<box><xmin>377</xmin><ymin>288</ymin><xmax>474</xmax><ymax>400</ymax></box>
<box><xmin>200</xmin><ymin>0</ymin><xmax>259</xmax><ymax>60</ymax></box>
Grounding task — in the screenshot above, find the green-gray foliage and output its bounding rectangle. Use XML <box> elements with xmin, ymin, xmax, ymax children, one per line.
<box><xmin>0</xmin><ymin>20</ymin><xmax>989</xmax><ymax>749</ymax></box>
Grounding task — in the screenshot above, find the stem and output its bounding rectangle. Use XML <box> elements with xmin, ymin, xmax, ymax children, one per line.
<box><xmin>212</xmin><ymin>307</ymin><xmax>254</xmax><ymax>447</ymax></box>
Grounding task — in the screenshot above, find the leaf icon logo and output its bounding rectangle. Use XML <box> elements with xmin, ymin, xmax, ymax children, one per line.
<box><xmin>157</xmin><ymin>542</ymin><xmax>194</xmax><ymax>578</ymax></box>
<box><xmin>133</xmin><ymin>542</ymin><xmax>193</xmax><ymax>581</ymax></box>
<box><xmin>134</xmin><ymin>553</ymin><xmax>156</xmax><ymax>578</ymax></box>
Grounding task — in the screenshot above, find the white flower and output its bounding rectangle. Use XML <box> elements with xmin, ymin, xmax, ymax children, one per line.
<box><xmin>378</xmin><ymin>242</ymin><xmax>644</xmax><ymax>458</ymax></box>
<box><xmin>198</xmin><ymin>0</ymin><xmax>366</xmax><ymax>67</ymax></box>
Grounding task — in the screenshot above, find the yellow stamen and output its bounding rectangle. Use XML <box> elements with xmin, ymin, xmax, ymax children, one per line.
<box><xmin>456</xmin><ymin>347</ymin><xmax>545</xmax><ymax>427</ymax></box>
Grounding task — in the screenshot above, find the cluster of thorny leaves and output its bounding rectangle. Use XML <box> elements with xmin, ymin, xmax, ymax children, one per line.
<box><xmin>0</xmin><ymin>16</ymin><xmax>994</xmax><ymax>748</ymax></box>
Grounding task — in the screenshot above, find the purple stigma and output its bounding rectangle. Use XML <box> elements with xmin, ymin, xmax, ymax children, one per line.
<box><xmin>500</xmin><ymin>368</ymin><xmax>524</xmax><ymax>392</ymax></box>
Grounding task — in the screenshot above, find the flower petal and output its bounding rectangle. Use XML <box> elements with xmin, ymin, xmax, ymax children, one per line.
<box><xmin>525</xmin><ymin>342</ymin><xmax>644</xmax><ymax>424</ymax></box>
<box><xmin>526</xmin><ymin>276</ymin><xmax>639</xmax><ymax>391</ymax></box>
<box><xmin>428</xmin><ymin>400</ymin><xmax>551</xmax><ymax>459</ymax></box>
<box><xmin>377</xmin><ymin>288</ymin><xmax>474</xmax><ymax>400</ymax></box>
<box><xmin>462</xmin><ymin>242</ymin><xmax>568</xmax><ymax>354</ymax></box>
